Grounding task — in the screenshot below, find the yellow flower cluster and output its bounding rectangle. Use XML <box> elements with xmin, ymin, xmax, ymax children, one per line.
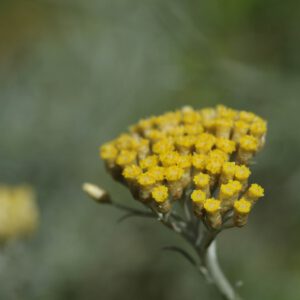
<box><xmin>0</xmin><ymin>185</ymin><xmax>39</xmax><ymax>243</ymax></box>
<box><xmin>100</xmin><ymin>105</ymin><xmax>267</xmax><ymax>228</ymax></box>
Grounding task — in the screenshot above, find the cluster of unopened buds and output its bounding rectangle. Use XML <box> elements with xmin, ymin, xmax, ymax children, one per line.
<box><xmin>99</xmin><ymin>105</ymin><xmax>266</xmax><ymax>230</ymax></box>
<box><xmin>0</xmin><ymin>185</ymin><xmax>39</xmax><ymax>244</ymax></box>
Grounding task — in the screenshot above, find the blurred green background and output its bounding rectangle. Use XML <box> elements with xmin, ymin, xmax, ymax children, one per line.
<box><xmin>0</xmin><ymin>0</ymin><xmax>299</xmax><ymax>299</ymax></box>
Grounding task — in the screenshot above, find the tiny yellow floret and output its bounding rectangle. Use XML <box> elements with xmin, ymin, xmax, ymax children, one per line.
<box><xmin>228</xmin><ymin>180</ymin><xmax>242</xmax><ymax>192</ymax></box>
<box><xmin>204</xmin><ymin>198</ymin><xmax>221</xmax><ymax>213</ymax></box>
<box><xmin>191</xmin><ymin>190</ymin><xmax>206</xmax><ymax>203</ymax></box>
<box><xmin>100</xmin><ymin>143</ymin><xmax>118</xmax><ymax>160</ymax></box>
<box><xmin>195</xmin><ymin>133</ymin><xmax>216</xmax><ymax>153</ymax></box>
<box><xmin>216</xmin><ymin>138</ymin><xmax>236</xmax><ymax>154</ymax></box>
<box><xmin>247</xmin><ymin>184</ymin><xmax>264</xmax><ymax>199</ymax></box>
<box><xmin>220</xmin><ymin>183</ymin><xmax>236</xmax><ymax>198</ymax></box>
<box><xmin>222</xmin><ymin>162</ymin><xmax>236</xmax><ymax>178</ymax></box>
<box><xmin>239</xmin><ymin>111</ymin><xmax>255</xmax><ymax>123</ymax></box>
<box><xmin>148</xmin><ymin>166</ymin><xmax>165</xmax><ymax>181</ymax></box>
<box><xmin>234</xmin><ymin>198</ymin><xmax>251</xmax><ymax>214</ymax></box>
<box><xmin>250</xmin><ymin>120</ymin><xmax>267</xmax><ymax>137</ymax></box>
<box><xmin>139</xmin><ymin>155</ymin><xmax>158</xmax><ymax>169</ymax></box>
<box><xmin>235</xmin><ymin>165</ymin><xmax>251</xmax><ymax>181</ymax></box>
<box><xmin>192</xmin><ymin>154</ymin><xmax>207</xmax><ymax>170</ymax></box>
<box><xmin>193</xmin><ymin>173</ymin><xmax>210</xmax><ymax>188</ymax></box>
<box><xmin>165</xmin><ymin>166</ymin><xmax>184</xmax><ymax>181</ymax></box>
<box><xmin>239</xmin><ymin>135</ymin><xmax>258</xmax><ymax>152</ymax></box>
<box><xmin>152</xmin><ymin>185</ymin><xmax>169</xmax><ymax>203</ymax></box>
<box><xmin>152</xmin><ymin>138</ymin><xmax>174</xmax><ymax>154</ymax></box>
<box><xmin>137</xmin><ymin>172</ymin><xmax>156</xmax><ymax>186</ymax></box>
<box><xmin>159</xmin><ymin>151</ymin><xmax>180</xmax><ymax>167</ymax></box>
<box><xmin>123</xmin><ymin>165</ymin><xmax>142</xmax><ymax>179</ymax></box>
<box><xmin>206</xmin><ymin>157</ymin><xmax>223</xmax><ymax>175</ymax></box>
<box><xmin>116</xmin><ymin>150</ymin><xmax>137</xmax><ymax>166</ymax></box>
<box><xmin>177</xmin><ymin>154</ymin><xmax>192</xmax><ymax>169</ymax></box>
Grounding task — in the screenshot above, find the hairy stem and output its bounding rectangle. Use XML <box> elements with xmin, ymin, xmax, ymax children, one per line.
<box><xmin>204</xmin><ymin>241</ymin><xmax>242</xmax><ymax>300</ymax></box>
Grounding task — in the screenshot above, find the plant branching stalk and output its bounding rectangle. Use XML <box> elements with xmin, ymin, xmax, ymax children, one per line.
<box><xmin>106</xmin><ymin>200</ymin><xmax>242</xmax><ymax>300</ymax></box>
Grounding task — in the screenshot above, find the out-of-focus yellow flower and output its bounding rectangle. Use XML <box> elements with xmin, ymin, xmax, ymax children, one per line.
<box><xmin>0</xmin><ymin>185</ymin><xmax>39</xmax><ymax>243</ymax></box>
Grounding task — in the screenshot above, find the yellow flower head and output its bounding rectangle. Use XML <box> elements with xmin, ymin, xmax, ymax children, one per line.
<box><xmin>116</xmin><ymin>150</ymin><xmax>137</xmax><ymax>166</ymax></box>
<box><xmin>191</xmin><ymin>190</ymin><xmax>206</xmax><ymax>204</ymax></box>
<box><xmin>115</xmin><ymin>134</ymin><xmax>139</xmax><ymax>150</ymax></box>
<box><xmin>148</xmin><ymin>166</ymin><xmax>165</xmax><ymax>181</ymax></box>
<box><xmin>182</xmin><ymin>109</ymin><xmax>201</xmax><ymax>124</ymax></box>
<box><xmin>152</xmin><ymin>138</ymin><xmax>174</xmax><ymax>154</ymax></box>
<box><xmin>216</xmin><ymin>138</ymin><xmax>236</xmax><ymax>154</ymax></box>
<box><xmin>165</xmin><ymin>166</ymin><xmax>184</xmax><ymax>181</ymax></box>
<box><xmin>137</xmin><ymin>172</ymin><xmax>156</xmax><ymax>186</ymax></box>
<box><xmin>204</xmin><ymin>198</ymin><xmax>221</xmax><ymax>214</ymax></box>
<box><xmin>192</xmin><ymin>153</ymin><xmax>207</xmax><ymax>170</ymax></box>
<box><xmin>145</xmin><ymin>129</ymin><xmax>166</xmax><ymax>141</ymax></box>
<box><xmin>239</xmin><ymin>111</ymin><xmax>256</xmax><ymax>123</ymax></box>
<box><xmin>208</xmin><ymin>149</ymin><xmax>228</xmax><ymax>163</ymax></box>
<box><xmin>220</xmin><ymin>183</ymin><xmax>236</xmax><ymax>198</ymax></box>
<box><xmin>228</xmin><ymin>180</ymin><xmax>242</xmax><ymax>193</ymax></box>
<box><xmin>250</xmin><ymin>120</ymin><xmax>267</xmax><ymax>138</ymax></box>
<box><xmin>222</xmin><ymin>162</ymin><xmax>236</xmax><ymax>178</ymax></box>
<box><xmin>152</xmin><ymin>185</ymin><xmax>169</xmax><ymax>203</ymax></box>
<box><xmin>206</xmin><ymin>157</ymin><xmax>223</xmax><ymax>175</ymax></box>
<box><xmin>246</xmin><ymin>184</ymin><xmax>264</xmax><ymax>201</ymax></box>
<box><xmin>195</xmin><ymin>133</ymin><xmax>216</xmax><ymax>153</ymax></box>
<box><xmin>215</xmin><ymin>118</ymin><xmax>233</xmax><ymax>130</ymax></box>
<box><xmin>167</xmin><ymin>125</ymin><xmax>185</xmax><ymax>136</ymax></box>
<box><xmin>234</xmin><ymin>120</ymin><xmax>250</xmax><ymax>134</ymax></box>
<box><xmin>175</xmin><ymin>135</ymin><xmax>196</xmax><ymax>149</ymax></box>
<box><xmin>184</xmin><ymin>124</ymin><xmax>204</xmax><ymax>135</ymax></box>
<box><xmin>160</xmin><ymin>151</ymin><xmax>180</xmax><ymax>167</ymax></box>
<box><xmin>100</xmin><ymin>143</ymin><xmax>118</xmax><ymax>160</ymax></box>
<box><xmin>177</xmin><ymin>154</ymin><xmax>192</xmax><ymax>169</ymax></box>
<box><xmin>123</xmin><ymin>165</ymin><xmax>142</xmax><ymax>180</ymax></box>
<box><xmin>216</xmin><ymin>105</ymin><xmax>237</xmax><ymax>119</ymax></box>
<box><xmin>234</xmin><ymin>198</ymin><xmax>251</xmax><ymax>214</ymax></box>
<box><xmin>239</xmin><ymin>135</ymin><xmax>258</xmax><ymax>152</ymax></box>
<box><xmin>193</xmin><ymin>173</ymin><xmax>210</xmax><ymax>188</ymax></box>
<box><xmin>235</xmin><ymin>165</ymin><xmax>251</xmax><ymax>181</ymax></box>
<box><xmin>139</xmin><ymin>155</ymin><xmax>158</xmax><ymax>169</ymax></box>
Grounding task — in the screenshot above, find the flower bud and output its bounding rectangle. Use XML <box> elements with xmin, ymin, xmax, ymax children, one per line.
<box><xmin>233</xmin><ymin>198</ymin><xmax>252</xmax><ymax>227</ymax></box>
<box><xmin>137</xmin><ymin>172</ymin><xmax>156</xmax><ymax>202</ymax></box>
<box><xmin>234</xmin><ymin>165</ymin><xmax>251</xmax><ymax>189</ymax></box>
<box><xmin>232</xmin><ymin>121</ymin><xmax>249</xmax><ymax>143</ymax></box>
<box><xmin>191</xmin><ymin>190</ymin><xmax>206</xmax><ymax>217</ymax></box>
<box><xmin>220</xmin><ymin>162</ymin><xmax>236</xmax><ymax>184</ymax></box>
<box><xmin>83</xmin><ymin>183</ymin><xmax>111</xmax><ymax>203</ymax></box>
<box><xmin>237</xmin><ymin>135</ymin><xmax>258</xmax><ymax>164</ymax></box>
<box><xmin>215</xmin><ymin>118</ymin><xmax>233</xmax><ymax>139</ymax></box>
<box><xmin>193</xmin><ymin>173</ymin><xmax>210</xmax><ymax>197</ymax></box>
<box><xmin>244</xmin><ymin>184</ymin><xmax>264</xmax><ymax>203</ymax></box>
<box><xmin>165</xmin><ymin>166</ymin><xmax>184</xmax><ymax>200</ymax></box>
<box><xmin>151</xmin><ymin>185</ymin><xmax>171</xmax><ymax>213</ymax></box>
<box><xmin>204</xmin><ymin>198</ymin><xmax>222</xmax><ymax>229</ymax></box>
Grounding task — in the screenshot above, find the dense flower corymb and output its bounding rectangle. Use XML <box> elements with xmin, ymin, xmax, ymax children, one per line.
<box><xmin>99</xmin><ymin>105</ymin><xmax>267</xmax><ymax>229</ymax></box>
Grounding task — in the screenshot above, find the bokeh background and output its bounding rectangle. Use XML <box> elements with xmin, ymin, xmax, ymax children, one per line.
<box><xmin>0</xmin><ymin>0</ymin><xmax>300</xmax><ymax>299</ymax></box>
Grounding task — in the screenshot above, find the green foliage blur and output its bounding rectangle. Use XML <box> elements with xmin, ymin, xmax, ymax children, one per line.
<box><xmin>0</xmin><ymin>0</ymin><xmax>299</xmax><ymax>299</ymax></box>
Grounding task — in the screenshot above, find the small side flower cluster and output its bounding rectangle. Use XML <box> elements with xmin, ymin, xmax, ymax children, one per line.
<box><xmin>0</xmin><ymin>185</ymin><xmax>39</xmax><ymax>243</ymax></box>
<box><xmin>100</xmin><ymin>105</ymin><xmax>266</xmax><ymax>229</ymax></box>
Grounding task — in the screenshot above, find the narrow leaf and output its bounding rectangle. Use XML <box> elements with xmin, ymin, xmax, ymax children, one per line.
<box><xmin>162</xmin><ymin>246</ymin><xmax>197</xmax><ymax>266</ymax></box>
